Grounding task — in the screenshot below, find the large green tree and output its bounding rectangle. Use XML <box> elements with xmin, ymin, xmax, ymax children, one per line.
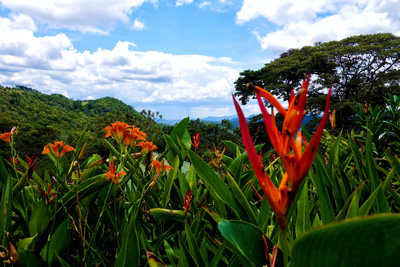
<box><xmin>235</xmin><ymin>33</ymin><xmax>400</xmax><ymax>131</ymax></box>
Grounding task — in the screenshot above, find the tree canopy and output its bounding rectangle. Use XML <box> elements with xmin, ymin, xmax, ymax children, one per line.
<box><xmin>234</xmin><ymin>33</ymin><xmax>400</xmax><ymax>131</ymax></box>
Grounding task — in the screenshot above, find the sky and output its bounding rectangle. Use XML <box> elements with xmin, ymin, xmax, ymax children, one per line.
<box><xmin>0</xmin><ymin>0</ymin><xmax>399</xmax><ymax>119</ymax></box>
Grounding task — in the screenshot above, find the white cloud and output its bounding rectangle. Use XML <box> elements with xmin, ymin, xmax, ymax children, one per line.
<box><xmin>198</xmin><ymin>1</ymin><xmax>211</xmax><ymax>9</ymax></box>
<box><xmin>0</xmin><ymin>15</ymin><xmax>240</xmax><ymax>108</ymax></box>
<box><xmin>237</xmin><ymin>0</ymin><xmax>400</xmax><ymax>53</ymax></box>
<box><xmin>132</xmin><ymin>19</ymin><xmax>145</xmax><ymax>30</ymax></box>
<box><xmin>0</xmin><ymin>0</ymin><xmax>158</xmax><ymax>33</ymax></box>
<box><xmin>176</xmin><ymin>0</ymin><xmax>193</xmax><ymax>7</ymax></box>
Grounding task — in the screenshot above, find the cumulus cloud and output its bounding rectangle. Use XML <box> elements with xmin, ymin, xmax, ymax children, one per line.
<box><xmin>132</xmin><ymin>19</ymin><xmax>145</xmax><ymax>30</ymax></box>
<box><xmin>176</xmin><ymin>0</ymin><xmax>193</xmax><ymax>7</ymax></box>
<box><xmin>0</xmin><ymin>15</ymin><xmax>240</xmax><ymax>109</ymax></box>
<box><xmin>237</xmin><ymin>0</ymin><xmax>400</xmax><ymax>53</ymax></box>
<box><xmin>0</xmin><ymin>0</ymin><xmax>158</xmax><ymax>33</ymax></box>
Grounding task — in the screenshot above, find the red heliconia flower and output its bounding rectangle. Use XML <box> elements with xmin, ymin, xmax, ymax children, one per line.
<box><xmin>233</xmin><ymin>74</ymin><xmax>331</xmax><ymax>229</ymax></box>
<box><xmin>38</xmin><ymin>177</ymin><xmax>57</xmax><ymax>204</ymax></box>
<box><xmin>190</xmin><ymin>132</ymin><xmax>200</xmax><ymax>151</ymax></box>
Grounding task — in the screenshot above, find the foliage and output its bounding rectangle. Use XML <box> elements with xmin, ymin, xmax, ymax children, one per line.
<box><xmin>0</xmin><ymin>86</ymin><xmax>164</xmax><ymax>174</ymax></box>
<box><xmin>1</xmin><ymin>89</ymin><xmax>400</xmax><ymax>266</ymax></box>
<box><xmin>234</xmin><ymin>33</ymin><xmax>400</xmax><ymax>131</ymax></box>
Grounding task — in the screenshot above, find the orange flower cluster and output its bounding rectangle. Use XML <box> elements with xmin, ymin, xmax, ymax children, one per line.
<box><xmin>233</xmin><ymin>74</ymin><xmax>331</xmax><ymax>229</ymax></box>
<box><xmin>42</xmin><ymin>141</ymin><xmax>74</xmax><ymax>159</ymax></box>
<box><xmin>103</xmin><ymin>121</ymin><xmax>155</xmax><ymax>152</ymax></box>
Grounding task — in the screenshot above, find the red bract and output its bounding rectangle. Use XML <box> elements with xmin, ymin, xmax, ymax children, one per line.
<box><xmin>233</xmin><ymin>74</ymin><xmax>331</xmax><ymax>229</ymax></box>
<box><xmin>190</xmin><ymin>132</ymin><xmax>200</xmax><ymax>151</ymax></box>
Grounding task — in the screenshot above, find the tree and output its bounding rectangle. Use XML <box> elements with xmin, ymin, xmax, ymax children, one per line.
<box><xmin>234</xmin><ymin>33</ymin><xmax>400</xmax><ymax>131</ymax></box>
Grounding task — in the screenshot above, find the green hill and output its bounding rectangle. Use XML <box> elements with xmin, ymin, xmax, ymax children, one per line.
<box><xmin>0</xmin><ymin>85</ymin><xmax>158</xmax><ymax>170</ymax></box>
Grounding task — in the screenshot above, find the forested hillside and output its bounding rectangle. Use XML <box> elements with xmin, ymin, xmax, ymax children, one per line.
<box><xmin>0</xmin><ymin>85</ymin><xmax>157</xmax><ymax>170</ymax></box>
<box><xmin>0</xmin><ymin>85</ymin><xmax>245</xmax><ymax>172</ymax></box>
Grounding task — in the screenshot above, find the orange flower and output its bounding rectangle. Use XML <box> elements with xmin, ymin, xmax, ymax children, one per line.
<box><xmin>150</xmin><ymin>159</ymin><xmax>174</xmax><ymax>172</ymax></box>
<box><xmin>42</xmin><ymin>141</ymin><xmax>74</xmax><ymax>158</ymax></box>
<box><xmin>103</xmin><ymin>121</ymin><xmax>131</xmax><ymax>142</ymax></box>
<box><xmin>102</xmin><ymin>161</ymin><xmax>127</xmax><ymax>184</ymax></box>
<box><xmin>190</xmin><ymin>132</ymin><xmax>200</xmax><ymax>151</ymax></box>
<box><xmin>137</xmin><ymin>141</ymin><xmax>158</xmax><ymax>154</ymax></box>
<box><xmin>0</xmin><ymin>126</ymin><xmax>17</xmax><ymax>144</ymax></box>
<box><xmin>233</xmin><ymin>74</ymin><xmax>331</xmax><ymax>229</ymax></box>
<box><xmin>122</xmin><ymin>127</ymin><xmax>147</xmax><ymax>147</ymax></box>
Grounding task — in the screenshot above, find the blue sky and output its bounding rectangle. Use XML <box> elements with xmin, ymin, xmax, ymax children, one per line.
<box><xmin>0</xmin><ymin>0</ymin><xmax>399</xmax><ymax>119</ymax></box>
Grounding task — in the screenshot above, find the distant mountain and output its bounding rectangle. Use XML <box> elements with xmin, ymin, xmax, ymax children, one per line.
<box><xmin>159</xmin><ymin>114</ymin><xmax>250</xmax><ymax>126</ymax></box>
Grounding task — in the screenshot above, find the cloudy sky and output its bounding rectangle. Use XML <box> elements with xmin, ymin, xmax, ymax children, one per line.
<box><xmin>1</xmin><ymin>0</ymin><xmax>399</xmax><ymax>119</ymax></box>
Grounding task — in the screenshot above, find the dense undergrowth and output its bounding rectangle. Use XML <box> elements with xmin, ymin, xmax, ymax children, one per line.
<box><xmin>0</xmin><ymin>84</ymin><xmax>400</xmax><ymax>266</ymax></box>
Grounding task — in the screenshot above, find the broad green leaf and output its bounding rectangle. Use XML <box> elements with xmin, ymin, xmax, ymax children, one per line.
<box><xmin>169</xmin><ymin>117</ymin><xmax>190</xmax><ymax>146</ymax></box>
<box><xmin>19</xmin><ymin>249</ymin><xmax>44</xmax><ymax>267</ymax></box>
<box><xmin>222</xmin><ymin>140</ymin><xmax>245</xmax><ymax>154</ymax></box>
<box><xmin>29</xmin><ymin>201</ymin><xmax>50</xmax><ymax>237</ymax></box>
<box><xmin>291</xmin><ymin>214</ymin><xmax>400</xmax><ymax>267</ymax></box>
<box><xmin>218</xmin><ymin>219</ymin><xmax>270</xmax><ymax>267</ymax></box>
<box><xmin>40</xmin><ymin>219</ymin><xmax>71</xmax><ymax>266</ymax></box>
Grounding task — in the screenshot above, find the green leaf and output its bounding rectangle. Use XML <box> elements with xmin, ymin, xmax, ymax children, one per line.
<box><xmin>185</xmin><ymin>222</ymin><xmax>207</xmax><ymax>267</ymax></box>
<box><xmin>218</xmin><ymin>219</ymin><xmax>269</xmax><ymax>267</ymax></box>
<box><xmin>0</xmin><ymin>167</ymin><xmax>12</xmax><ymax>247</ymax></box>
<box><xmin>115</xmin><ymin>212</ymin><xmax>140</xmax><ymax>267</ymax></box>
<box><xmin>365</xmin><ymin>130</ymin><xmax>390</xmax><ymax>213</ymax></box>
<box><xmin>209</xmin><ymin>242</ymin><xmax>227</xmax><ymax>267</ymax></box>
<box><xmin>40</xmin><ymin>219</ymin><xmax>71</xmax><ymax>266</ymax></box>
<box><xmin>161</xmin><ymin>156</ymin><xmax>180</xmax><ymax>207</ymax></box>
<box><xmin>19</xmin><ymin>249</ymin><xmax>44</xmax><ymax>267</ymax></box>
<box><xmin>291</xmin><ymin>214</ymin><xmax>400</xmax><ymax>267</ymax></box>
<box><xmin>164</xmin><ymin>134</ymin><xmax>181</xmax><ymax>164</ymax></box>
<box><xmin>309</xmin><ymin>158</ymin><xmax>336</xmax><ymax>225</ymax></box>
<box><xmin>296</xmin><ymin>179</ymin><xmax>311</xmax><ymax>237</ymax></box>
<box><xmin>225</xmin><ymin>172</ymin><xmax>257</xmax><ymax>224</ymax></box>
<box><xmin>178</xmin><ymin>138</ymin><xmax>246</xmax><ymax>220</ymax></box>
<box><xmin>346</xmin><ymin>183</ymin><xmax>364</xmax><ymax>219</ymax></box>
<box><xmin>359</xmin><ymin>185</ymin><xmax>382</xmax><ymax>216</ymax></box>
<box><xmin>29</xmin><ymin>201</ymin><xmax>50</xmax><ymax>237</ymax></box>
